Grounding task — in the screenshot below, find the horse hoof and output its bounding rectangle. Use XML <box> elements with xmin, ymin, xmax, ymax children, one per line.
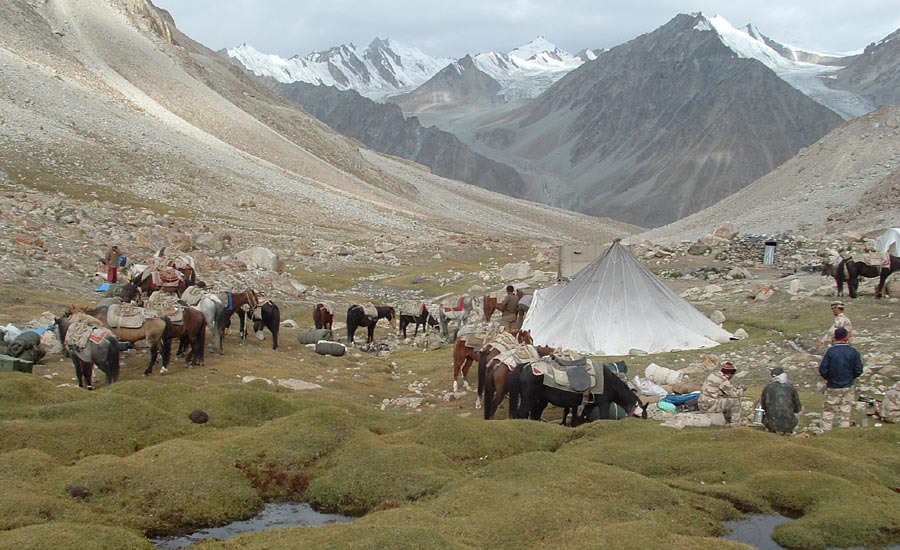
<box><xmin>160</xmin><ymin>367</ymin><xmax>168</xmax><ymax>376</ymax></box>
<box><xmin>86</xmin><ymin>386</ymin><xmax>94</xmax><ymax>391</ymax></box>
<box><xmin>142</xmin><ymin>372</ymin><xmax>150</xmax><ymax>377</ymax></box>
<box><xmin>452</xmin><ymin>381</ymin><xmax>458</xmax><ymax>393</ymax></box>
<box><xmin>463</xmin><ymin>381</ymin><xmax>471</xmax><ymax>391</ymax></box>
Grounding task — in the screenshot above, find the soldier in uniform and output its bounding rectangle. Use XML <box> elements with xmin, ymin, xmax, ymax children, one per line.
<box><xmin>875</xmin><ymin>381</ymin><xmax>900</xmax><ymax>423</ymax></box>
<box><xmin>820</xmin><ymin>301</ymin><xmax>852</xmax><ymax>347</ymax></box>
<box><xmin>818</xmin><ymin>327</ymin><xmax>864</xmax><ymax>430</ymax></box>
<box><xmin>498</xmin><ymin>285</ymin><xmax>519</xmax><ymax>331</ymax></box>
<box><xmin>698</xmin><ymin>361</ymin><xmax>745</xmax><ymax>425</ymax></box>
<box><xmin>759</xmin><ymin>367</ymin><xmax>802</xmax><ymax>434</ymax></box>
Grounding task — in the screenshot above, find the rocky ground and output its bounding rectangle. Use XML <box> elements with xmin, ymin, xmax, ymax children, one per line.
<box><xmin>3</xmin><ymin>184</ymin><xmax>897</xmax><ymax>436</ymax></box>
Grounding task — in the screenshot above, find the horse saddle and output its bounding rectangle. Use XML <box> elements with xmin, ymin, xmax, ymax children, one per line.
<box><xmin>487</xmin><ymin>331</ymin><xmax>519</xmax><ymax>354</ymax></box>
<box><xmin>532</xmin><ymin>358</ymin><xmax>602</xmax><ymax>395</ymax></box>
<box><xmin>65</xmin><ymin>314</ymin><xmax>108</xmax><ymax>350</ymax></box>
<box><xmin>152</xmin><ymin>267</ymin><xmax>183</xmax><ymax>287</ymax></box>
<box><xmin>180</xmin><ymin>286</ymin><xmax>206</xmax><ymax>306</ymax></box>
<box><xmin>361</xmin><ymin>303</ymin><xmax>378</xmax><ymax>318</ymax></box>
<box><xmin>107</xmin><ymin>304</ymin><xmax>149</xmax><ymax>328</ymax></box>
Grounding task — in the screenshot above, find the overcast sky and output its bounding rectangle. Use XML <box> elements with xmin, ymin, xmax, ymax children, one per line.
<box><xmin>153</xmin><ymin>1</ymin><xmax>900</xmax><ymax>59</ymax></box>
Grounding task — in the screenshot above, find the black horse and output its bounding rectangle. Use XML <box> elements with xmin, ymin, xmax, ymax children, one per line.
<box><xmin>833</xmin><ymin>255</ymin><xmax>900</xmax><ymax>298</ymax></box>
<box><xmin>346</xmin><ymin>305</ymin><xmax>396</xmax><ymax>345</ymax></box>
<box><xmin>509</xmin><ymin>364</ymin><xmax>645</xmax><ymax>426</ymax></box>
<box><xmin>398</xmin><ymin>307</ymin><xmax>438</xmax><ymax>338</ymax></box>
<box><xmin>249</xmin><ymin>300</ymin><xmax>280</xmax><ymax>350</ymax></box>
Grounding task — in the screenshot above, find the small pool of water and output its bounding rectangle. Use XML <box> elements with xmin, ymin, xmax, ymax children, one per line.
<box><xmin>723</xmin><ymin>514</ymin><xmax>900</xmax><ymax>550</ymax></box>
<box><xmin>722</xmin><ymin>514</ymin><xmax>791</xmax><ymax>549</ymax></box>
<box><xmin>152</xmin><ymin>502</ymin><xmax>352</xmax><ymax>548</ymax></box>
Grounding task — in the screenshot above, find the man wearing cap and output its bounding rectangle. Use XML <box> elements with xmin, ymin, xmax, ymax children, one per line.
<box><xmin>498</xmin><ymin>285</ymin><xmax>519</xmax><ymax>331</ymax></box>
<box><xmin>820</xmin><ymin>301</ymin><xmax>852</xmax><ymax>346</ymax></box>
<box><xmin>818</xmin><ymin>327</ymin><xmax>864</xmax><ymax>430</ymax></box>
<box><xmin>105</xmin><ymin>244</ymin><xmax>120</xmax><ymax>283</ymax></box>
<box><xmin>760</xmin><ymin>367</ymin><xmax>802</xmax><ymax>434</ymax></box>
<box><xmin>698</xmin><ymin>361</ymin><xmax>746</xmax><ymax>425</ymax></box>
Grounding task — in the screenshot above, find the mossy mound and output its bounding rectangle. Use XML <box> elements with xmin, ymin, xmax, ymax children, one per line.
<box><xmin>0</xmin><ymin>392</ymin><xmax>185</xmax><ymax>462</ymax></box>
<box><xmin>61</xmin><ymin>439</ymin><xmax>263</xmax><ymax>535</ymax></box>
<box><xmin>0</xmin><ymin>521</ymin><xmax>153</xmax><ymax>550</ymax></box>
<box><xmin>0</xmin><ymin>372</ymin><xmax>84</xmax><ymax>416</ymax></box>
<box><xmin>306</xmin><ymin>431</ymin><xmax>462</xmax><ymax>515</ymax></box>
<box><xmin>109</xmin><ymin>380</ymin><xmax>299</xmax><ymax>428</ymax></box>
<box><xmin>385</xmin><ymin>412</ymin><xmax>574</xmax><ymax>463</ymax></box>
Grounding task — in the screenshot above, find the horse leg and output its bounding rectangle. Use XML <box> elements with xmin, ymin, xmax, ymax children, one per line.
<box><xmin>238</xmin><ymin>310</ymin><xmax>247</xmax><ymax>340</ymax></box>
<box><xmin>367</xmin><ymin>324</ymin><xmax>375</xmax><ymax>344</ymax></box>
<box><xmin>461</xmin><ymin>356</ymin><xmax>473</xmax><ymax>391</ymax></box>
<box><xmin>849</xmin><ymin>276</ymin><xmax>858</xmax><ymax>299</ymax></box>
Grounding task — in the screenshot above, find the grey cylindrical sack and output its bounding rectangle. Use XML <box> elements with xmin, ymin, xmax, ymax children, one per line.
<box><xmin>315</xmin><ymin>340</ymin><xmax>346</xmax><ymax>357</ymax></box>
<box><xmin>298</xmin><ymin>329</ymin><xmax>333</xmax><ymax>345</ymax></box>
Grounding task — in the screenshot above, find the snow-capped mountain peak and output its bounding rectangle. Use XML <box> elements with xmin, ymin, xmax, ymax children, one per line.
<box><xmin>508</xmin><ymin>36</ymin><xmax>563</xmax><ymax>60</ymax></box>
<box><xmin>227</xmin><ymin>39</ymin><xmax>453</xmax><ymax>100</ymax></box>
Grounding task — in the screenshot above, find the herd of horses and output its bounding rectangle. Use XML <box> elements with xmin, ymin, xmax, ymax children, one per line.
<box><xmin>46</xmin><ymin>244</ymin><xmax>897</xmax><ymax>425</ymax></box>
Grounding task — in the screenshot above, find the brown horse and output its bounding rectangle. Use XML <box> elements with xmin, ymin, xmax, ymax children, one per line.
<box><xmin>481</xmin><ymin>332</ymin><xmax>555</xmax><ymax>420</ymax></box>
<box><xmin>168</xmin><ymin>306</ymin><xmax>207</xmax><ymax>367</ymax></box>
<box><xmin>313</xmin><ymin>303</ymin><xmax>334</xmax><ymax>330</ymax></box>
<box><xmin>220</xmin><ymin>288</ymin><xmax>260</xmax><ymax>340</ymax></box>
<box><xmin>454</xmin><ymin>328</ymin><xmax>527</xmax><ymax>396</ymax></box>
<box><xmin>76</xmin><ymin>305</ymin><xmax>172</xmax><ymax>376</ymax></box>
<box><xmin>483</xmin><ymin>295</ymin><xmax>499</xmax><ymax>321</ymax></box>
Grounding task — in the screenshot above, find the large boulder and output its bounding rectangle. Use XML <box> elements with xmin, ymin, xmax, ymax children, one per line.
<box><xmin>500</xmin><ymin>262</ymin><xmax>531</xmax><ymax>280</ymax></box>
<box><xmin>235</xmin><ymin>247</ymin><xmax>280</xmax><ymax>272</ymax></box>
<box><xmin>712</xmin><ymin>223</ymin><xmax>739</xmax><ymax>240</ymax></box>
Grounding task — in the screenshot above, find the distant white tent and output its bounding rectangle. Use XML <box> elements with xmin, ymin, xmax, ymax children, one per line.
<box><xmin>521</xmin><ymin>240</ymin><xmax>732</xmax><ymax>356</ymax></box>
<box><xmin>876</xmin><ymin>228</ymin><xmax>900</xmax><ymax>256</ymax></box>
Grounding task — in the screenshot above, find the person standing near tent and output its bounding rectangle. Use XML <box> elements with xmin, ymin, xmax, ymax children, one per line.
<box><xmin>498</xmin><ymin>285</ymin><xmax>519</xmax><ymax>331</ymax></box>
<box><xmin>819</xmin><ymin>327</ymin><xmax>863</xmax><ymax>431</ymax></box>
<box><xmin>516</xmin><ymin>290</ymin><xmax>532</xmax><ymax>329</ymax></box>
<box><xmin>759</xmin><ymin>367</ymin><xmax>802</xmax><ymax>434</ymax></box>
<box><xmin>819</xmin><ymin>301</ymin><xmax>851</xmax><ymax>348</ymax></box>
<box><xmin>105</xmin><ymin>244</ymin><xmax>120</xmax><ymax>283</ymax></box>
<box><xmin>698</xmin><ymin>361</ymin><xmax>745</xmax><ymax>425</ymax></box>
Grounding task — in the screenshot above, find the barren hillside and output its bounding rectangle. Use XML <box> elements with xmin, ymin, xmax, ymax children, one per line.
<box><xmin>0</xmin><ymin>0</ymin><xmax>633</xmax><ymax>254</ymax></box>
<box><xmin>638</xmin><ymin>106</ymin><xmax>900</xmax><ymax>244</ymax></box>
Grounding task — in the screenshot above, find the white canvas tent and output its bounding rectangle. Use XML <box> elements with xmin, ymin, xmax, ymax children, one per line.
<box><xmin>521</xmin><ymin>240</ymin><xmax>732</xmax><ymax>355</ymax></box>
<box><xmin>876</xmin><ymin>228</ymin><xmax>900</xmax><ymax>256</ymax></box>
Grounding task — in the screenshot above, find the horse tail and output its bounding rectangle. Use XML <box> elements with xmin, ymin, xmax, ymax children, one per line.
<box><xmin>268</xmin><ymin>302</ymin><xmax>280</xmax><ymax>350</ymax></box>
<box><xmin>195</xmin><ymin>310</ymin><xmax>207</xmax><ymax>364</ymax></box>
<box><xmin>477</xmin><ymin>349</ymin><xmax>488</xmax><ymax>401</ymax></box>
<box><xmin>507</xmin><ymin>365</ymin><xmax>522</xmax><ymax>419</ymax></box>
<box><xmin>105</xmin><ymin>336</ymin><xmax>121</xmax><ymax>384</ymax></box>
<box><xmin>834</xmin><ymin>259</ymin><xmax>846</xmax><ymax>295</ymax></box>
<box><xmin>313</xmin><ymin>305</ymin><xmax>323</xmax><ymax>330</ymax></box>
<box><xmin>161</xmin><ymin>317</ymin><xmax>174</xmax><ymax>366</ymax></box>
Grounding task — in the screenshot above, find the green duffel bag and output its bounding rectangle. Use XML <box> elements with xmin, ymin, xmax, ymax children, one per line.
<box><xmin>298</xmin><ymin>329</ymin><xmax>333</xmax><ymax>345</ymax></box>
<box><xmin>585</xmin><ymin>401</ymin><xmax>628</xmax><ymax>422</ymax></box>
<box><xmin>0</xmin><ymin>354</ymin><xmax>34</xmax><ymax>374</ymax></box>
<box><xmin>315</xmin><ymin>341</ymin><xmax>347</xmax><ymax>357</ymax></box>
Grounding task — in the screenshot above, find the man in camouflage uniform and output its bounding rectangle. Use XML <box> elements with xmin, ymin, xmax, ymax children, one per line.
<box><xmin>760</xmin><ymin>367</ymin><xmax>802</xmax><ymax>434</ymax></box>
<box><xmin>818</xmin><ymin>327</ymin><xmax>863</xmax><ymax>430</ymax></box>
<box><xmin>876</xmin><ymin>381</ymin><xmax>900</xmax><ymax>423</ymax></box>
<box><xmin>820</xmin><ymin>301</ymin><xmax>852</xmax><ymax>347</ymax></box>
<box><xmin>698</xmin><ymin>361</ymin><xmax>745</xmax><ymax>425</ymax></box>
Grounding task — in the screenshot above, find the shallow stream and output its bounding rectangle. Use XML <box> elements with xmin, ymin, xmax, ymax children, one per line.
<box><xmin>152</xmin><ymin>502</ymin><xmax>352</xmax><ymax>548</ymax></box>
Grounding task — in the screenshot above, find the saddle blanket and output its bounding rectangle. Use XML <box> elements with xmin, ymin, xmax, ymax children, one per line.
<box><xmin>146</xmin><ymin>292</ymin><xmax>183</xmax><ymax>317</ymax></box>
<box><xmin>852</xmin><ymin>252</ymin><xmax>890</xmax><ymax>267</ymax></box>
<box><xmin>65</xmin><ymin>313</ymin><xmax>108</xmax><ymax>350</ymax></box>
<box><xmin>107</xmin><ymin>304</ymin><xmax>155</xmax><ymax>328</ymax></box>
<box><xmin>461</xmin><ymin>323</ymin><xmax>499</xmax><ymax>349</ymax></box>
<box><xmin>494</xmin><ymin>344</ymin><xmax>542</xmax><ymax>370</ymax></box>
<box><xmin>151</xmin><ymin>267</ymin><xmax>184</xmax><ymax>288</ymax></box>
<box><xmin>486</xmin><ymin>331</ymin><xmax>518</xmax><ymax>354</ymax></box>
<box><xmin>442</xmin><ymin>296</ymin><xmax>466</xmax><ymax>313</ymax></box>
<box><xmin>362</xmin><ymin>303</ymin><xmax>378</xmax><ymax>318</ymax></box>
<box><xmin>400</xmin><ymin>302</ymin><xmax>426</xmax><ymax>317</ymax></box>
<box><xmin>180</xmin><ymin>286</ymin><xmax>206</xmax><ymax>306</ymax></box>
<box><xmin>531</xmin><ymin>357</ymin><xmax>603</xmax><ymax>395</ymax></box>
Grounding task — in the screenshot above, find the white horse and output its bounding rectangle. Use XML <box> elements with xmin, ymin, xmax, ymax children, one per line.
<box><xmin>437</xmin><ymin>294</ymin><xmax>484</xmax><ymax>342</ymax></box>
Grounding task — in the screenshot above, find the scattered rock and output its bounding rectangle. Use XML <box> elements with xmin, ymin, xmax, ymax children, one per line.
<box><xmin>189</xmin><ymin>410</ymin><xmax>209</xmax><ymax>424</ymax></box>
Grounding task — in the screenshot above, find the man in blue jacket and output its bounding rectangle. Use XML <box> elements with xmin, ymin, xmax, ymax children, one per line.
<box><xmin>818</xmin><ymin>327</ymin><xmax>864</xmax><ymax>431</ymax></box>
